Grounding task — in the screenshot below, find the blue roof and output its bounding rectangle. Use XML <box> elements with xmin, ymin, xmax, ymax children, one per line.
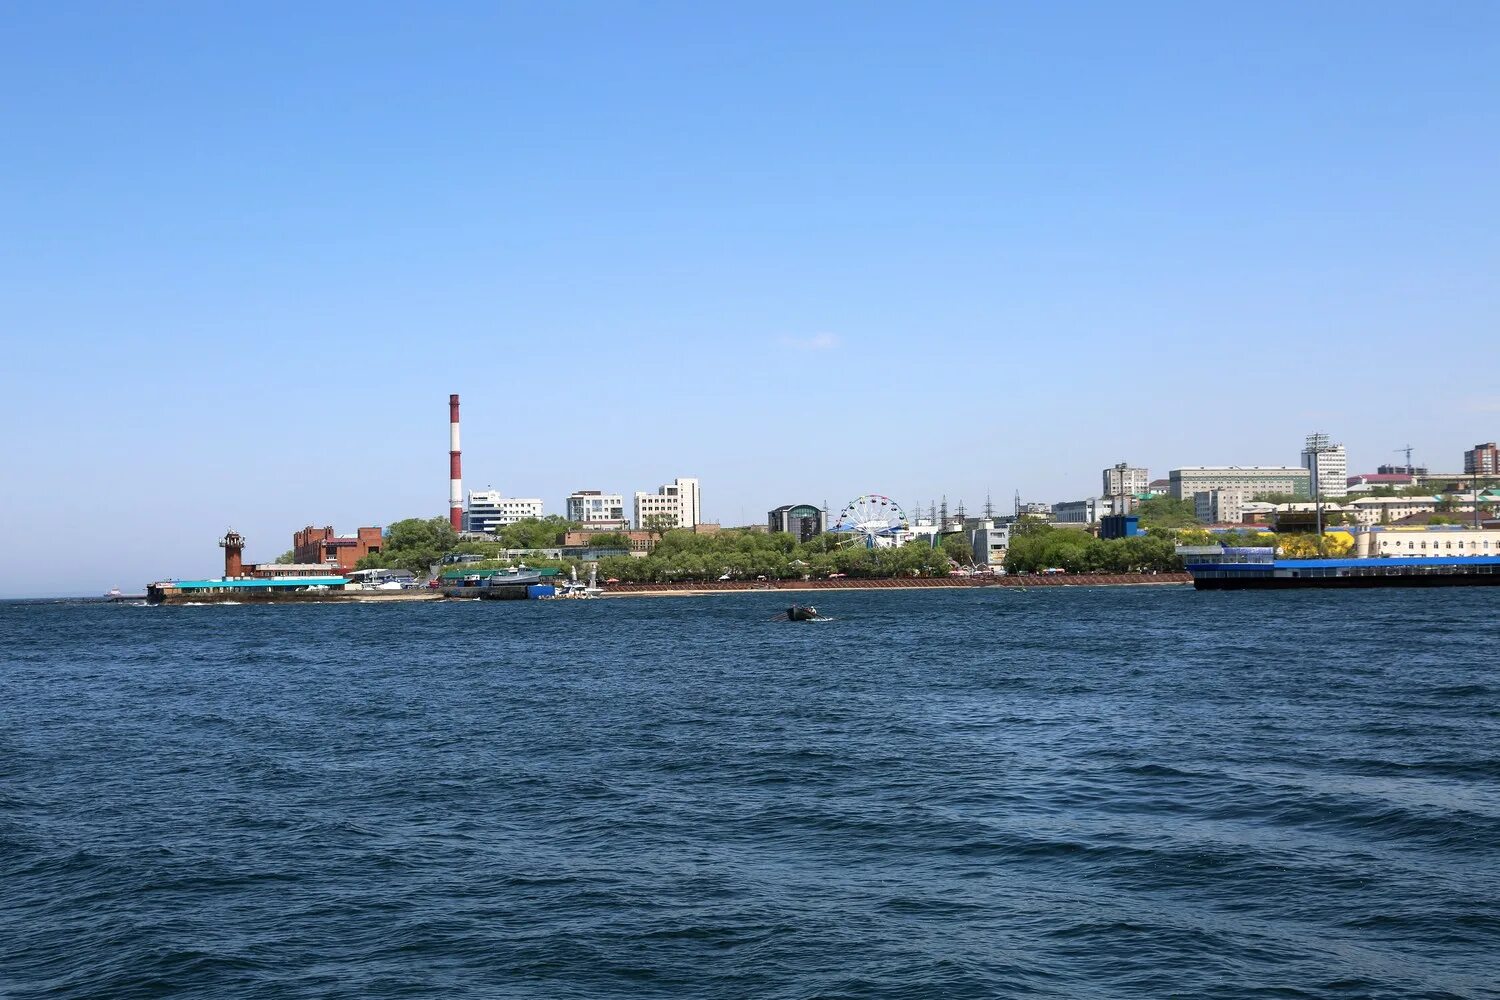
<box><xmin>1274</xmin><ymin>556</ymin><xmax>1500</xmax><ymax>569</ymax></box>
<box><xmin>172</xmin><ymin>577</ymin><xmax>348</xmax><ymax>589</ymax></box>
<box><xmin>1186</xmin><ymin>556</ymin><xmax>1500</xmax><ymax>572</ymax></box>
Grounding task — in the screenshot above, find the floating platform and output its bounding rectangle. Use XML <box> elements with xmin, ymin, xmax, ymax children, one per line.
<box><xmin>1185</xmin><ymin>555</ymin><xmax>1500</xmax><ymax>590</ymax></box>
<box><xmin>145</xmin><ymin>577</ymin><xmax>445</xmax><ymax>605</ymax></box>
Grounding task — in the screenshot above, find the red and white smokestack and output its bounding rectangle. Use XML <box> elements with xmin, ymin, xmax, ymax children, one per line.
<box><xmin>449</xmin><ymin>393</ymin><xmax>463</xmax><ymax>531</ymax></box>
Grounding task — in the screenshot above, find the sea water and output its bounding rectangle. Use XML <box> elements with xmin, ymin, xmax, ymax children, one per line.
<box><xmin>2</xmin><ymin>587</ymin><xmax>1497</xmax><ymax>998</ymax></box>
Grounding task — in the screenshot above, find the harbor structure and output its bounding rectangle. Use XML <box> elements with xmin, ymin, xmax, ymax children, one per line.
<box><xmin>466</xmin><ymin>490</ymin><xmax>545</xmax><ymax>532</ymax></box>
<box><xmin>220</xmin><ymin>529</ymin><xmax>245</xmax><ymax>578</ymax></box>
<box><xmin>635</xmin><ymin>477</ymin><xmax>701</xmax><ymax>529</ymax></box>
<box><xmin>1181</xmin><ymin>525</ymin><xmax>1500</xmax><ymax>589</ymax></box>
<box><xmin>448</xmin><ymin>394</ymin><xmax>463</xmax><ymax>532</ymax></box>
<box><xmin>148</xmin><ymin>530</ymin><xmax>352</xmax><ymax>603</ymax></box>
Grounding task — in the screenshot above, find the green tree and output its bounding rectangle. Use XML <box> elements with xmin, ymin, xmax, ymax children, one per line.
<box><xmin>1135</xmin><ymin>496</ymin><xmax>1200</xmax><ymax>530</ymax></box>
<box><xmin>496</xmin><ymin>516</ymin><xmax>578</xmax><ymax>549</ymax></box>
<box><xmin>274</xmin><ymin>549</ymin><xmax>296</xmax><ymax>564</ymax></box>
<box><xmin>585</xmin><ymin>532</ymin><xmax>632</xmax><ymax>550</ymax></box>
<box><xmin>641</xmin><ymin>514</ymin><xmax>679</xmax><ymax>546</ymax></box>
<box><xmin>368</xmin><ymin>517</ymin><xmax>460</xmax><ymax>575</ymax></box>
<box><xmin>940</xmin><ymin>533</ymin><xmax>974</xmax><ymax>567</ymax></box>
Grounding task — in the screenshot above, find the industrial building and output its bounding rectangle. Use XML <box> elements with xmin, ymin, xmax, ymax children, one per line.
<box><xmin>767</xmin><ymin>504</ymin><xmax>826</xmax><ymax>543</ymax></box>
<box><xmin>293</xmin><ymin>525</ymin><xmax>383</xmax><ymax>571</ymax></box>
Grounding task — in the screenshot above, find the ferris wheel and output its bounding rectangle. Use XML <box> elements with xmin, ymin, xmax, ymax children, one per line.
<box><xmin>831</xmin><ymin>494</ymin><xmax>910</xmax><ymax>548</ymax></box>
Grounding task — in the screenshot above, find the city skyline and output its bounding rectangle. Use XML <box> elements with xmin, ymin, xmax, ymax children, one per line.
<box><xmin>3</xmin><ymin>4</ymin><xmax>1499</xmax><ymax>595</ymax></box>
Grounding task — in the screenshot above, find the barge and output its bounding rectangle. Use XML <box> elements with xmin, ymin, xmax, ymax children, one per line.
<box><xmin>1182</xmin><ymin>542</ymin><xmax>1500</xmax><ymax>590</ymax></box>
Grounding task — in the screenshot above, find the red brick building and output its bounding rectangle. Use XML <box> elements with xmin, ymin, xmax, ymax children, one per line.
<box><xmin>294</xmin><ymin>525</ymin><xmax>383</xmax><ymax>571</ymax></box>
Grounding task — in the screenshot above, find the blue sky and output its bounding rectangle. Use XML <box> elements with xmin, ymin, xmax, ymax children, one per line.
<box><xmin>2</xmin><ymin>2</ymin><xmax>1498</xmax><ymax>595</ymax></box>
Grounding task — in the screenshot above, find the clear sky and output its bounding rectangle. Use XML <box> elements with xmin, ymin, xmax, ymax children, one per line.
<box><xmin>2</xmin><ymin>2</ymin><xmax>1498</xmax><ymax>596</ymax></box>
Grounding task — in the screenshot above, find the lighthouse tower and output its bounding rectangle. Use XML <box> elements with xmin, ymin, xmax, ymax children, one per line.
<box><xmin>219</xmin><ymin>530</ymin><xmax>246</xmax><ymax>579</ymax></box>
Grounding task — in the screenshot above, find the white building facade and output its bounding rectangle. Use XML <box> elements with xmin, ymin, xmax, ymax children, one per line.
<box><xmin>1345</xmin><ymin>496</ymin><xmax>1440</xmax><ymax>527</ymax></box>
<box><xmin>1169</xmin><ymin>466</ymin><xmax>1311</xmax><ymax>502</ymax></box>
<box><xmin>634</xmin><ymin>477</ymin><xmax>701</xmax><ymax>530</ymax></box>
<box><xmin>466</xmin><ymin>490</ymin><xmax>545</xmax><ymax>532</ymax></box>
<box><xmin>1356</xmin><ymin>525</ymin><xmax>1500</xmax><ymax>557</ymax></box>
<box><xmin>566</xmin><ymin>490</ymin><xmax>626</xmax><ymax>525</ymax></box>
<box><xmin>1103</xmin><ymin>463</ymin><xmax>1149</xmax><ymax>499</ymax></box>
<box><xmin>1301</xmin><ymin>433</ymin><xmax>1348</xmax><ymax>498</ymax></box>
<box><xmin>1194</xmin><ymin>489</ymin><xmax>1246</xmax><ymax>525</ymax></box>
<box><xmin>1053</xmin><ymin>498</ymin><xmax>1107</xmax><ymax>524</ymax></box>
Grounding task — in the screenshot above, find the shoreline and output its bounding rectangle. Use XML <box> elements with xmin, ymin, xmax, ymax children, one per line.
<box><xmin>599</xmin><ymin>574</ymin><xmax>1191</xmax><ymax>598</ymax></box>
<box><xmin>138</xmin><ymin>574</ymin><xmax>1191</xmax><ymax>605</ymax></box>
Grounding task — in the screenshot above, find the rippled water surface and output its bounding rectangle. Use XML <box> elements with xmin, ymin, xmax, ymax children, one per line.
<box><xmin>3</xmin><ymin>587</ymin><xmax>1499</xmax><ymax>998</ymax></box>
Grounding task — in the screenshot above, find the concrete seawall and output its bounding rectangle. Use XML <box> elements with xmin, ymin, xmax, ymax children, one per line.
<box><xmin>601</xmin><ymin>574</ymin><xmax>1191</xmax><ymax>598</ymax></box>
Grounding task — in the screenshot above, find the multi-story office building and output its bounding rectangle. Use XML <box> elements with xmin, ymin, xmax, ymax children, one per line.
<box><xmin>466</xmin><ymin>490</ymin><xmax>544</xmax><ymax>532</ymax></box>
<box><xmin>1169</xmin><ymin>467</ymin><xmax>1311</xmax><ymax>502</ymax></box>
<box><xmin>634</xmin><ymin>477</ymin><xmax>701</xmax><ymax>530</ymax></box>
<box><xmin>566</xmin><ymin>490</ymin><xmax>627</xmax><ymax>526</ymax></box>
<box><xmin>1053</xmin><ymin>498</ymin><xmax>1107</xmax><ymax>524</ymax></box>
<box><xmin>1194</xmin><ymin>489</ymin><xmax>1245</xmax><ymax>525</ymax></box>
<box><xmin>1464</xmin><ymin>442</ymin><xmax>1499</xmax><ymax>476</ymax></box>
<box><xmin>768</xmin><ymin>504</ymin><xmax>826</xmax><ymax>543</ymax></box>
<box><xmin>1301</xmin><ymin>433</ymin><xmax>1348</xmax><ymax>498</ymax></box>
<box><xmin>1102</xmin><ymin>463</ymin><xmax>1149</xmax><ymax>499</ymax></box>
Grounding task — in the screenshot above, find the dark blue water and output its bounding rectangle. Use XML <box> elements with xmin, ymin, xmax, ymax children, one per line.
<box><xmin>3</xmin><ymin>587</ymin><xmax>1498</xmax><ymax>999</ymax></box>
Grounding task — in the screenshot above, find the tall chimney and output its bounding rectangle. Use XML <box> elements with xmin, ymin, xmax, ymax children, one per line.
<box><xmin>449</xmin><ymin>394</ymin><xmax>463</xmax><ymax>531</ymax></box>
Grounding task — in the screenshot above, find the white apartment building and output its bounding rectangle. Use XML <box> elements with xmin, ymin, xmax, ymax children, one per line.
<box><xmin>1345</xmin><ymin>496</ymin><xmax>1440</xmax><ymax>527</ymax></box>
<box><xmin>1301</xmin><ymin>433</ymin><xmax>1348</xmax><ymax>498</ymax></box>
<box><xmin>566</xmin><ymin>490</ymin><xmax>626</xmax><ymax>525</ymax></box>
<box><xmin>1102</xmin><ymin>463</ymin><xmax>1149</xmax><ymax>498</ymax></box>
<box><xmin>1194</xmin><ymin>489</ymin><xmax>1245</xmax><ymax>525</ymax></box>
<box><xmin>1169</xmin><ymin>466</ymin><xmax>1311</xmax><ymax>502</ymax></box>
<box><xmin>466</xmin><ymin>490</ymin><xmax>545</xmax><ymax>533</ymax></box>
<box><xmin>634</xmin><ymin>477</ymin><xmax>701</xmax><ymax>530</ymax></box>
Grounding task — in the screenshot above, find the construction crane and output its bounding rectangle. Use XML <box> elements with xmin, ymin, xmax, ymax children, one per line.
<box><xmin>1395</xmin><ymin>444</ymin><xmax>1415</xmax><ymax>471</ymax></box>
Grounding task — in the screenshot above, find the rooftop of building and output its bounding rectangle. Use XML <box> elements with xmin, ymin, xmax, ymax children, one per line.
<box><xmin>1171</xmin><ymin>466</ymin><xmax>1308</xmax><ymax>473</ymax></box>
<box><xmin>165</xmin><ymin>576</ymin><xmax>349</xmax><ymax>589</ymax></box>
